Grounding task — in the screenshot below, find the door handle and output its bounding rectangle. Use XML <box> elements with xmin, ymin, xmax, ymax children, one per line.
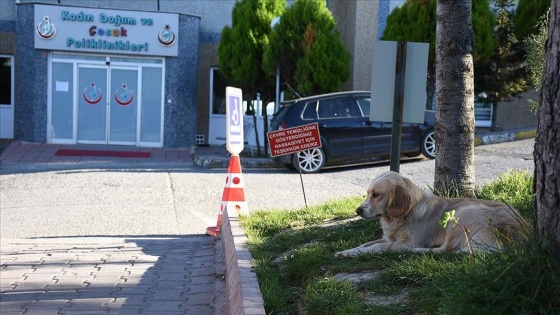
<box><xmin>319</xmin><ymin>124</ymin><xmax>327</xmax><ymax>128</ymax></box>
<box><xmin>365</xmin><ymin>121</ymin><xmax>384</xmax><ymax>128</ymax></box>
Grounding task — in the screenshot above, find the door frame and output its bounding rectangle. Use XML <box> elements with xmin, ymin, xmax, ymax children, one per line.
<box><xmin>0</xmin><ymin>55</ymin><xmax>15</xmax><ymax>139</ymax></box>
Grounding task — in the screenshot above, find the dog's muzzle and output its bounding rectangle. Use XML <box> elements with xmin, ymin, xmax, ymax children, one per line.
<box><xmin>356</xmin><ymin>206</ymin><xmax>364</xmax><ymax>217</ymax></box>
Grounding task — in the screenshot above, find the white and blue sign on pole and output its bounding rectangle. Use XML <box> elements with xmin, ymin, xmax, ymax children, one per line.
<box><xmin>226</xmin><ymin>87</ymin><xmax>244</xmax><ymax>156</ymax></box>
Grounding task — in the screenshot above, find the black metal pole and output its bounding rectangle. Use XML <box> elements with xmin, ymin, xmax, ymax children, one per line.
<box><xmin>390</xmin><ymin>42</ymin><xmax>407</xmax><ymax>173</ymax></box>
<box><xmin>298</xmin><ymin>167</ymin><xmax>308</xmax><ymax>208</ymax></box>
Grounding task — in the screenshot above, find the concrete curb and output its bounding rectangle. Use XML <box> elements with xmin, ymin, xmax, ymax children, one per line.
<box><xmin>474</xmin><ymin>127</ymin><xmax>536</xmax><ymax>146</ymax></box>
<box><xmin>220</xmin><ymin>209</ymin><xmax>266</xmax><ymax>315</ymax></box>
<box><xmin>192</xmin><ymin>151</ymin><xmax>283</xmax><ymax>170</ymax></box>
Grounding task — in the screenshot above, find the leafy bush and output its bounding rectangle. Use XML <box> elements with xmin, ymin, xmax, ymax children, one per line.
<box><xmin>477</xmin><ymin>169</ymin><xmax>533</xmax><ymax>215</ymax></box>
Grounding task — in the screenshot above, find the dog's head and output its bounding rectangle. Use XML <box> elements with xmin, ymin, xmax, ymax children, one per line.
<box><xmin>356</xmin><ymin>171</ymin><xmax>423</xmax><ymax>220</ymax></box>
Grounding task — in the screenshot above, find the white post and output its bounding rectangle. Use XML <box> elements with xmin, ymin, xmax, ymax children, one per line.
<box><xmin>275</xmin><ymin>67</ymin><xmax>280</xmax><ymax>113</ymax></box>
<box><xmin>271</xmin><ymin>16</ymin><xmax>281</xmax><ymax>114</ymax></box>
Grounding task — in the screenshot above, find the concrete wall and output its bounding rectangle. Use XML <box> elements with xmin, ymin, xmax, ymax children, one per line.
<box><xmin>496</xmin><ymin>90</ymin><xmax>538</xmax><ymax>131</ymax></box>
<box><xmin>196</xmin><ymin>42</ymin><xmax>218</xmax><ymax>142</ymax></box>
<box><xmin>14</xmin><ymin>4</ymin><xmax>48</xmax><ymax>142</ymax></box>
<box><xmin>12</xmin><ymin>0</ymin><xmax>233</xmax><ymax>33</ymax></box>
<box><xmin>329</xmin><ymin>0</ymin><xmax>356</xmax><ymax>91</ymax></box>
<box><xmin>163</xmin><ymin>14</ymin><xmax>201</xmax><ymax>148</ymax></box>
<box><xmin>352</xmin><ymin>1</ymin><xmax>379</xmax><ymax>91</ymax></box>
<box><xmin>330</xmin><ymin>0</ymin><xmax>378</xmax><ymax>92</ymax></box>
<box><xmin>0</xmin><ymin>0</ymin><xmax>16</xmax><ymax>54</ymax></box>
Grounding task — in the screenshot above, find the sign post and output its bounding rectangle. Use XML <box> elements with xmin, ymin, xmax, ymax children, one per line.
<box><xmin>225</xmin><ymin>86</ymin><xmax>244</xmax><ymax>156</ymax></box>
<box><xmin>267</xmin><ymin>123</ymin><xmax>322</xmax><ymax>208</ymax></box>
<box><xmin>371</xmin><ymin>40</ymin><xmax>429</xmax><ymax>172</ymax></box>
<box><xmin>390</xmin><ymin>42</ymin><xmax>407</xmax><ymax>173</ymax></box>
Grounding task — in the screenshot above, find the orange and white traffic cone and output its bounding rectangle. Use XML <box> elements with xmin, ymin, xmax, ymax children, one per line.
<box><xmin>221</xmin><ymin>155</ymin><xmax>249</xmax><ymax>216</ymax></box>
<box><xmin>206</xmin><ymin>155</ymin><xmax>248</xmax><ymax>236</ymax></box>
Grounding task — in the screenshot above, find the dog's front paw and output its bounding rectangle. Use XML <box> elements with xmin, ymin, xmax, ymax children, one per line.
<box><xmin>335</xmin><ymin>249</ymin><xmax>361</xmax><ymax>258</ymax></box>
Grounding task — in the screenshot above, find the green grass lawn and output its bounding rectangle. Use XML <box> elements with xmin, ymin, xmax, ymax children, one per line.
<box><xmin>240</xmin><ymin>170</ymin><xmax>560</xmax><ymax>315</ymax></box>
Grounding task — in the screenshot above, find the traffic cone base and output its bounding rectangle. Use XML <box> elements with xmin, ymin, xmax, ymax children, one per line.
<box><xmin>206</xmin><ymin>155</ymin><xmax>249</xmax><ymax>236</ymax></box>
<box><xmin>206</xmin><ymin>226</ymin><xmax>220</xmax><ymax>237</ymax></box>
<box><xmin>206</xmin><ymin>203</ymin><xmax>225</xmax><ymax>237</ymax></box>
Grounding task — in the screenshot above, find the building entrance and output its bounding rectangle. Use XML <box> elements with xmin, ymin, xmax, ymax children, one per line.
<box><xmin>77</xmin><ymin>65</ymin><xmax>139</xmax><ymax>144</ymax></box>
<box><xmin>50</xmin><ymin>53</ymin><xmax>164</xmax><ymax>147</ymax></box>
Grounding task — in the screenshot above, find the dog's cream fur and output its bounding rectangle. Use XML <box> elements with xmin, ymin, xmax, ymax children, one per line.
<box><xmin>335</xmin><ymin>171</ymin><xmax>527</xmax><ymax>257</ymax></box>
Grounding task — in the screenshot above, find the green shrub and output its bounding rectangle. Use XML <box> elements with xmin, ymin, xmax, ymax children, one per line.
<box><xmin>477</xmin><ymin>169</ymin><xmax>534</xmax><ymax>215</ymax></box>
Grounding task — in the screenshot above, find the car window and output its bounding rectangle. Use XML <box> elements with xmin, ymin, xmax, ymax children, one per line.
<box><xmin>342</xmin><ymin>98</ymin><xmax>360</xmax><ymax>117</ymax></box>
<box><xmin>356</xmin><ymin>97</ymin><xmax>371</xmax><ymax>117</ymax></box>
<box><xmin>318</xmin><ymin>97</ymin><xmax>358</xmax><ymax>118</ymax></box>
<box><xmin>302</xmin><ymin>100</ymin><xmax>318</xmax><ymax>120</ymax></box>
<box><xmin>318</xmin><ymin>99</ymin><xmax>335</xmax><ymax>118</ymax></box>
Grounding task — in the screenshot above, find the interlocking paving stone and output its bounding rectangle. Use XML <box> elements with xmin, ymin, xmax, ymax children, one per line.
<box><xmin>148</xmin><ymin>289</ymin><xmax>188</xmax><ymax>301</ymax></box>
<box><xmin>185</xmin><ymin>292</ymin><xmax>214</xmax><ymax>306</ymax></box>
<box><xmin>0</xmin><ymin>237</ymin><xmax>226</xmax><ymax>315</ymax></box>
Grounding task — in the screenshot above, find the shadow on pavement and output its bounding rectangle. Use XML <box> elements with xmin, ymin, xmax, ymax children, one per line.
<box><xmin>0</xmin><ymin>237</ymin><xmax>227</xmax><ymax>314</ymax></box>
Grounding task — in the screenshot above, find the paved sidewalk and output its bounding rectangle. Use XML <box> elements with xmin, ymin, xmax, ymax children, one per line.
<box><xmin>0</xmin><ymin>237</ymin><xmax>227</xmax><ymax>315</ymax></box>
<box><xmin>0</xmin><ymin>142</ymin><xmax>192</xmax><ymax>167</ymax></box>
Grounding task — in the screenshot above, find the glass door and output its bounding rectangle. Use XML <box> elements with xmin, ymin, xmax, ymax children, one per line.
<box><xmin>78</xmin><ymin>65</ymin><xmax>108</xmax><ymax>144</ymax></box>
<box><xmin>109</xmin><ymin>67</ymin><xmax>138</xmax><ymax>144</ymax></box>
<box><xmin>77</xmin><ymin>65</ymin><xmax>139</xmax><ymax>144</ymax></box>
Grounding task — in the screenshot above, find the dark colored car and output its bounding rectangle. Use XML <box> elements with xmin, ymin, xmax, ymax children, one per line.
<box><xmin>268</xmin><ymin>91</ymin><xmax>436</xmax><ymax>173</ymax></box>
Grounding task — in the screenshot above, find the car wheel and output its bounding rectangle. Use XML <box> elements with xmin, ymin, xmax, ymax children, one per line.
<box><xmin>421</xmin><ymin>129</ymin><xmax>436</xmax><ymax>159</ymax></box>
<box><xmin>292</xmin><ymin>148</ymin><xmax>326</xmax><ymax>173</ymax></box>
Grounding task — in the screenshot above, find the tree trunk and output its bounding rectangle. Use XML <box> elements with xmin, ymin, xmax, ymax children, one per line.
<box><xmin>534</xmin><ymin>1</ymin><xmax>560</xmax><ymax>249</ymax></box>
<box><xmin>426</xmin><ymin>69</ymin><xmax>436</xmax><ymax>110</ymax></box>
<box><xmin>434</xmin><ymin>0</ymin><xmax>477</xmax><ymax>198</ymax></box>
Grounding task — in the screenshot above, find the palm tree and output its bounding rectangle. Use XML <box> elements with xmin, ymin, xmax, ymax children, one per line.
<box><xmin>434</xmin><ymin>0</ymin><xmax>477</xmax><ymax>197</ymax></box>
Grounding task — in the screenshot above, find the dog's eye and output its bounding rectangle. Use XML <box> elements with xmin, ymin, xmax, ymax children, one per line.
<box><xmin>371</xmin><ymin>192</ymin><xmax>380</xmax><ymax>199</ymax></box>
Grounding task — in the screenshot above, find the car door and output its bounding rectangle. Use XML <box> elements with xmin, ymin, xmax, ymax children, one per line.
<box><xmin>355</xmin><ymin>95</ymin><xmax>393</xmax><ymax>156</ymax></box>
<box><xmin>399</xmin><ymin>120</ymin><xmax>423</xmax><ymax>153</ymax></box>
<box><xmin>316</xmin><ymin>96</ymin><xmax>362</xmax><ymax>158</ymax></box>
<box><xmin>357</xmin><ymin>95</ymin><xmax>423</xmax><ymax>156</ymax></box>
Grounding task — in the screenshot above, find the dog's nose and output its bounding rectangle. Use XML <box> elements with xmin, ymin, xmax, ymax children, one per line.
<box><xmin>356</xmin><ymin>206</ymin><xmax>363</xmax><ymax>216</ymax></box>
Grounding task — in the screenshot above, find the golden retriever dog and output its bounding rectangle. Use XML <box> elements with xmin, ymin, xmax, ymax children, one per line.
<box><xmin>335</xmin><ymin>171</ymin><xmax>527</xmax><ymax>257</ymax></box>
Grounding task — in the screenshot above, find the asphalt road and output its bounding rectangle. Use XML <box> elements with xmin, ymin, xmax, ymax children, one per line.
<box><xmin>0</xmin><ymin>139</ymin><xmax>535</xmax><ymax>239</ymax></box>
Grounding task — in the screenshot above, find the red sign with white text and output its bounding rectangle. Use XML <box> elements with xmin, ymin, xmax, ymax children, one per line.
<box><xmin>267</xmin><ymin>123</ymin><xmax>322</xmax><ymax>157</ymax></box>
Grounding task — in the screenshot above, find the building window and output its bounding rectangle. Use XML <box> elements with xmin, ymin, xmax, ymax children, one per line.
<box><xmin>210</xmin><ymin>67</ymin><xmax>227</xmax><ymax>114</ymax></box>
<box><xmin>0</xmin><ymin>56</ymin><xmax>14</xmax><ymax>106</ymax></box>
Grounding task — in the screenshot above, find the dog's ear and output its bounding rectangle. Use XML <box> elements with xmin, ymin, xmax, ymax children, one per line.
<box><xmin>387</xmin><ymin>184</ymin><xmax>411</xmax><ymax>218</ymax></box>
